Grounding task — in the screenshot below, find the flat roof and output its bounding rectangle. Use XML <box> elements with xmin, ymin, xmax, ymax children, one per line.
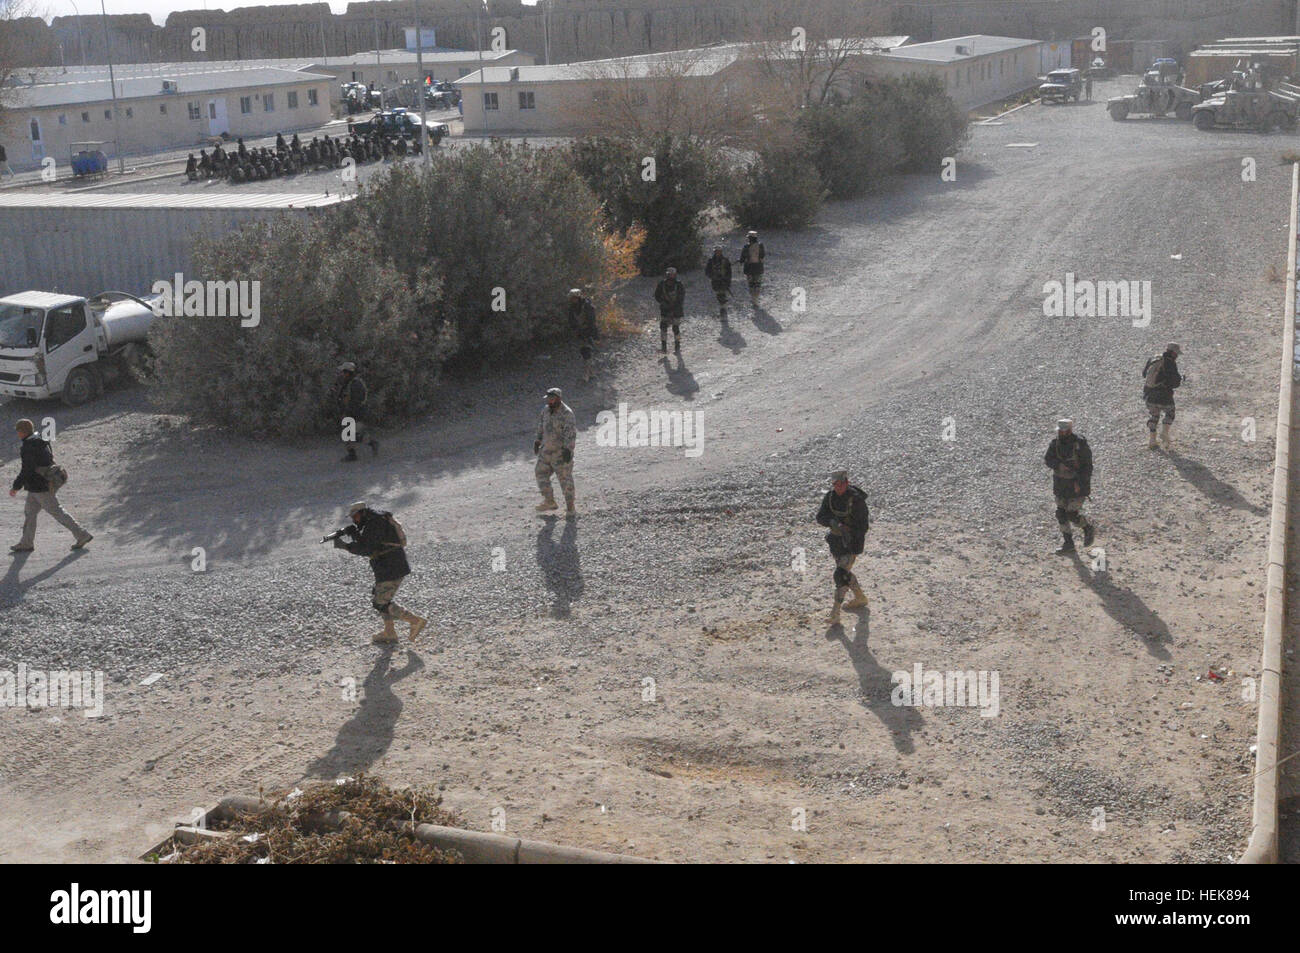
<box><xmin>0</xmin><ymin>290</ymin><xmax>84</xmax><ymax>309</ymax></box>
<box><xmin>456</xmin><ymin>37</ymin><xmax>908</xmax><ymax>86</ymax></box>
<box><xmin>8</xmin><ymin>67</ymin><xmax>334</xmax><ymax>110</ymax></box>
<box><xmin>870</xmin><ymin>35</ymin><xmax>1041</xmax><ymax>64</ymax></box>
<box><xmin>0</xmin><ymin>191</ymin><xmax>350</xmax><ymax>210</ymax></box>
<box><xmin>311</xmin><ymin>48</ymin><xmax>524</xmax><ymax>68</ymax></box>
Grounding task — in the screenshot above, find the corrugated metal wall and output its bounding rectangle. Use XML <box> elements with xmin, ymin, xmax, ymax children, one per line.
<box><xmin>0</xmin><ymin>206</ymin><xmax>315</xmax><ymax>297</ymax></box>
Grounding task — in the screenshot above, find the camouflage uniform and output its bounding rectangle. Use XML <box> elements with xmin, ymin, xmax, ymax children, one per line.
<box><xmin>815</xmin><ymin>476</ymin><xmax>870</xmax><ymax>621</ymax></box>
<box><xmin>536</xmin><ymin>400</ymin><xmax>577</xmax><ymax>507</ymax></box>
<box><xmin>1044</xmin><ymin>426</ymin><xmax>1095</xmax><ymax>551</ymax></box>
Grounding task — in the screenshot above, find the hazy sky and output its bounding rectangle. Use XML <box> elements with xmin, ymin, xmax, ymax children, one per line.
<box><xmin>53</xmin><ymin>0</ymin><xmax>539</xmax><ymax>27</ymax></box>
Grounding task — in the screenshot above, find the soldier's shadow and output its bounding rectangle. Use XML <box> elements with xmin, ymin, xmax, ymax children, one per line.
<box><xmin>829</xmin><ymin>612</ymin><xmax>922</xmax><ymax>753</ymax></box>
<box><xmin>1070</xmin><ymin>552</ymin><xmax>1173</xmax><ymax>659</ymax></box>
<box><xmin>662</xmin><ymin>354</ymin><xmax>700</xmax><ymax>401</ymax></box>
<box><xmin>1165</xmin><ymin>452</ymin><xmax>1268</xmax><ymax>517</ymax></box>
<box><xmin>748</xmin><ymin>305</ymin><xmax>783</xmax><ymax>335</ymax></box>
<box><xmin>536</xmin><ymin>516</ymin><xmax>583</xmax><ymax>618</ymax></box>
<box><xmin>718</xmin><ymin>317</ymin><xmax>746</xmax><ymax>354</ymax></box>
<box><xmin>302</xmin><ymin>649</ymin><xmax>425</xmax><ymax>780</ymax></box>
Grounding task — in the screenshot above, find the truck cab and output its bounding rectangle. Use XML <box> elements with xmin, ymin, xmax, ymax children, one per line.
<box><xmin>0</xmin><ymin>290</ymin><xmax>158</xmax><ymax>405</ymax></box>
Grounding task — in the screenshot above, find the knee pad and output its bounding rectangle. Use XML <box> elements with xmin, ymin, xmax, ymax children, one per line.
<box><xmin>1069</xmin><ymin>511</ymin><xmax>1084</xmax><ymax>524</ymax></box>
<box><xmin>372</xmin><ymin>598</ymin><xmax>391</xmax><ymax>613</ymax></box>
<box><xmin>1055</xmin><ymin>506</ymin><xmax>1069</xmax><ymax>524</ymax></box>
<box><xmin>833</xmin><ymin>567</ymin><xmax>853</xmax><ymax>588</ymax></box>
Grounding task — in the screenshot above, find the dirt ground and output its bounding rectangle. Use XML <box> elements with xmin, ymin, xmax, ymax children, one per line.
<box><xmin>0</xmin><ymin>78</ymin><xmax>1291</xmax><ymax>862</ymax></box>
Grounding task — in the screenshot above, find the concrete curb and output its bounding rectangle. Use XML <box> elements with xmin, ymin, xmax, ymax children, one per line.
<box><xmin>179</xmin><ymin>795</ymin><xmax>660</xmax><ymax>864</ymax></box>
<box><xmin>1240</xmin><ymin>160</ymin><xmax>1299</xmax><ymax>864</ymax></box>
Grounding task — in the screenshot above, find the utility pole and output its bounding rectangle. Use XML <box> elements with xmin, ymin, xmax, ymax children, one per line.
<box><xmin>68</xmin><ymin>0</ymin><xmax>86</xmax><ymax>69</ymax></box>
<box><xmin>476</xmin><ymin>0</ymin><xmax>487</xmax><ymax>139</ymax></box>
<box><xmin>99</xmin><ymin>0</ymin><xmax>125</xmax><ymax>175</ymax></box>
<box><xmin>415</xmin><ymin>0</ymin><xmax>429</xmax><ymax>169</ymax></box>
<box><xmin>543</xmin><ymin>0</ymin><xmax>550</xmax><ymax>66</ymax></box>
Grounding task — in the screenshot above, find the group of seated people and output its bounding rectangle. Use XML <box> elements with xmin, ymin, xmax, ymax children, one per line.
<box><xmin>186</xmin><ymin>130</ymin><xmax>422</xmax><ymax>184</ymax></box>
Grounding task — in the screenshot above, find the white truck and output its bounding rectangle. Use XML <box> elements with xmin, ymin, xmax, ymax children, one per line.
<box><xmin>0</xmin><ymin>290</ymin><xmax>161</xmax><ymax>406</ymax></box>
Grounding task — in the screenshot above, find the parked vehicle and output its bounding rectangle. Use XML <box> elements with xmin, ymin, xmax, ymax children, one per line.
<box><xmin>0</xmin><ymin>290</ymin><xmax>162</xmax><ymax>405</ymax></box>
<box><xmin>1191</xmin><ymin>68</ymin><xmax>1300</xmax><ymax>131</ymax></box>
<box><xmin>352</xmin><ymin>109</ymin><xmax>449</xmax><ymax>146</ymax></box>
<box><xmin>1038</xmin><ymin>68</ymin><xmax>1083</xmax><ymax>103</ymax></box>
<box><xmin>1107</xmin><ymin>69</ymin><xmax>1200</xmax><ymax>120</ymax></box>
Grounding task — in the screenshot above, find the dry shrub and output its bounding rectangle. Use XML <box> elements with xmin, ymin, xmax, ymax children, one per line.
<box><xmin>154</xmin><ymin>774</ymin><xmax>462</xmax><ymax>864</ymax></box>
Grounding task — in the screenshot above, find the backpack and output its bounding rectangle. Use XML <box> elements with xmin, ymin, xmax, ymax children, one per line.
<box><xmin>384</xmin><ymin>512</ymin><xmax>407</xmax><ymax>547</ymax></box>
<box><xmin>1143</xmin><ymin>356</ymin><xmax>1164</xmax><ymax>388</ymax></box>
<box><xmin>36</xmin><ymin>464</ymin><xmax>68</xmax><ymax>493</ymax></box>
<box><xmin>851</xmin><ymin>485</ymin><xmax>870</xmax><ymax>534</ymax></box>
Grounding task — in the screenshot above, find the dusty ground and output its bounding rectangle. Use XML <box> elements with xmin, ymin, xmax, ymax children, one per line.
<box><xmin>0</xmin><ymin>78</ymin><xmax>1290</xmax><ymax>862</ymax></box>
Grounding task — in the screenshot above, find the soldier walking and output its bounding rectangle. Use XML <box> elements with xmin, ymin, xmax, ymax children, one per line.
<box><xmin>335</xmin><ymin>361</ymin><xmax>379</xmax><ymax>462</ymax></box>
<box><xmin>1044</xmin><ymin>418</ymin><xmax>1095</xmax><ymax>554</ymax></box>
<box><xmin>815</xmin><ymin>467</ymin><xmax>870</xmax><ymax>624</ymax></box>
<box><xmin>331</xmin><ymin>500</ymin><xmax>427</xmax><ymax>644</ymax></box>
<box><xmin>1143</xmin><ymin>343</ymin><xmax>1182</xmax><ymax>450</ymax></box>
<box><xmin>8</xmin><ymin>418</ymin><xmax>92</xmax><ymax>553</ymax></box>
<box><xmin>535</xmin><ymin>387</ymin><xmax>577</xmax><ymax>515</ymax></box>
<box><xmin>567</xmin><ymin>288</ymin><xmax>598</xmax><ymax>383</ymax></box>
<box><xmin>704</xmin><ymin>246</ymin><xmax>732</xmax><ymax>320</ymax></box>
<box><xmin>653</xmin><ymin>267</ymin><xmax>686</xmax><ymax>354</ymax></box>
<box><xmin>738</xmin><ymin>230</ymin><xmax>765</xmax><ymax>305</ymax></box>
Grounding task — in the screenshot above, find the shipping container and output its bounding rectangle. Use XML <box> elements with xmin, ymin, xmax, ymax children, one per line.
<box><xmin>0</xmin><ymin>191</ymin><xmax>350</xmax><ymax>297</ymax></box>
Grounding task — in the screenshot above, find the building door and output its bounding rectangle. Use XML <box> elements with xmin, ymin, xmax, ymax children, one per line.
<box><xmin>29</xmin><ymin>117</ymin><xmax>43</xmax><ymax>161</ymax></box>
<box><xmin>207</xmin><ymin>98</ymin><xmax>229</xmax><ymax>137</ymax></box>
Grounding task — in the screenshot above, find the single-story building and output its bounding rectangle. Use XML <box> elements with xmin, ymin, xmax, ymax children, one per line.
<box><xmin>1185</xmin><ymin>36</ymin><xmax>1300</xmax><ymax>86</ymax></box>
<box><xmin>0</xmin><ymin>66</ymin><xmax>332</xmax><ymax>170</ymax></box>
<box><xmin>305</xmin><ymin>47</ymin><xmax>536</xmax><ymax>106</ymax></box>
<box><xmin>857</xmin><ymin>35</ymin><xmax>1046</xmax><ymax>111</ymax></box>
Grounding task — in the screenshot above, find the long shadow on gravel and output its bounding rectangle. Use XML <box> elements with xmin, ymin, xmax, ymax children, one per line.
<box><xmin>0</xmin><ymin>551</ymin><xmax>84</xmax><ymax>608</ymax></box>
<box><xmin>661</xmin><ymin>355</ymin><xmax>700</xmax><ymax>401</ymax></box>
<box><xmin>748</xmin><ymin>306</ymin><xmax>782</xmax><ymax>336</ymax></box>
<box><xmin>718</xmin><ymin>318</ymin><xmax>746</xmax><ymax>354</ymax></box>
<box><xmin>302</xmin><ymin>649</ymin><xmax>425</xmax><ymax>780</ymax></box>
<box><xmin>830</xmin><ymin>616</ymin><xmax>923</xmax><ymax>753</ymax></box>
<box><xmin>536</xmin><ymin>516</ymin><xmax>582</xmax><ymax>618</ymax></box>
<box><xmin>1164</xmin><ymin>452</ymin><xmax>1268</xmax><ymax>518</ymax></box>
<box><xmin>1070</xmin><ymin>556</ymin><xmax>1173</xmax><ymax>659</ymax></box>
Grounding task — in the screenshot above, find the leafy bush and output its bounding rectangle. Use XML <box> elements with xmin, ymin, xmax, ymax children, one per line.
<box><xmin>151</xmin><ymin>142</ymin><xmax>636</xmax><ymax>435</ymax></box>
<box><xmin>567</xmin><ymin>134</ymin><xmax>730</xmax><ymax>275</ymax></box>
<box><xmin>878</xmin><ymin>74</ymin><xmax>971</xmax><ymax>173</ymax></box>
<box><xmin>732</xmin><ymin>145</ymin><xmax>827</xmax><ymax>230</ymax></box>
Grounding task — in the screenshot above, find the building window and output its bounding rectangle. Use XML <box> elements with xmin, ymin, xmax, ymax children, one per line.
<box><xmin>459</xmin><ymin>67</ymin><xmax>471</xmax><ymax>77</ymax></box>
<box><xmin>308</xmin><ymin>88</ymin><xmax>318</xmax><ymax>106</ymax></box>
<box><xmin>81</xmin><ymin>111</ymin><xmax>90</xmax><ymax>122</ymax></box>
<box><xmin>288</xmin><ymin>91</ymin><xmax>299</xmax><ymax>109</ymax></box>
<box><xmin>387</xmin><ymin>70</ymin><xmax>397</xmax><ymax>83</ymax></box>
<box><xmin>160</xmin><ymin>104</ymin><xmax>167</xmax><ymax>114</ymax></box>
<box><xmin>264</xmin><ymin>93</ymin><xmax>274</xmax><ymax>112</ymax></box>
<box><xmin>518</xmin><ymin>90</ymin><xmax>535</xmax><ymax>109</ymax></box>
<box><xmin>58</xmin><ymin>114</ymin><xmax>67</xmax><ymax>125</ymax></box>
<box><xmin>125</xmin><ymin>106</ymin><xmax>133</xmax><ymax>118</ymax></box>
<box><xmin>240</xmin><ymin>96</ymin><xmax>252</xmax><ymax>114</ymax></box>
<box><xmin>484</xmin><ymin>91</ymin><xmax>498</xmax><ymax>110</ymax></box>
<box><xmin>104</xmin><ymin>109</ymin><xmax>111</xmax><ymax>120</ymax></box>
<box><xmin>187</xmin><ymin>102</ymin><xmax>201</xmax><ymax>121</ymax></box>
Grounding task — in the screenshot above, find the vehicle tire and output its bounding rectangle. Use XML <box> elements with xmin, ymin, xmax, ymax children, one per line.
<box><xmin>1175</xmin><ymin>102</ymin><xmax>1193</xmax><ymax>121</ymax></box>
<box><xmin>1109</xmin><ymin>103</ymin><xmax>1129</xmax><ymax>121</ymax></box>
<box><xmin>61</xmin><ymin>367</ymin><xmax>98</xmax><ymax>407</ymax></box>
<box><xmin>1193</xmin><ymin>110</ymin><xmax>1215</xmax><ymax>131</ymax></box>
<box><xmin>1282</xmin><ymin>113</ymin><xmax>1299</xmax><ymax>132</ymax></box>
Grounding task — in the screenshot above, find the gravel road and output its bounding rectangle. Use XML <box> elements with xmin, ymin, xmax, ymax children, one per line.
<box><xmin>0</xmin><ymin>78</ymin><xmax>1290</xmax><ymax>862</ymax></box>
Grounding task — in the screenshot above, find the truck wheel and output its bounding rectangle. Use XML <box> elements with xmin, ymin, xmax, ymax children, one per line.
<box><xmin>1175</xmin><ymin>102</ymin><xmax>1193</xmax><ymax>121</ymax></box>
<box><xmin>1109</xmin><ymin>102</ymin><xmax>1129</xmax><ymax>121</ymax></box>
<box><xmin>1193</xmin><ymin>110</ymin><xmax>1215</xmax><ymax>131</ymax></box>
<box><xmin>61</xmin><ymin>367</ymin><xmax>98</xmax><ymax>406</ymax></box>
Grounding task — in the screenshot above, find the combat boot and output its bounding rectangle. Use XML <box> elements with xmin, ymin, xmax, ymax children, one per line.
<box><xmin>536</xmin><ymin>498</ymin><xmax>559</xmax><ymax>512</ymax></box>
<box><xmin>1056</xmin><ymin>533</ymin><xmax>1076</xmax><ymax>555</ymax></box>
<box><xmin>372</xmin><ymin>617</ymin><xmax>398</xmax><ymax>644</ymax></box>
<box><xmin>829</xmin><ymin>600</ymin><xmax>842</xmax><ymax>624</ymax></box>
<box><xmin>1082</xmin><ymin>522</ymin><xmax>1096</xmax><ymax>548</ymax></box>
<box><xmin>408</xmin><ymin>614</ymin><xmax>428</xmax><ymax>642</ymax></box>
<box><xmin>565</xmin><ymin>497</ymin><xmax>577</xmax><ymax>517</ymax></box>
<box><xmin>1160</xmin><ymin>422</ymin><xmax>1174</xmax><ymax>450</ymax></box>
<box><xmin>843</xmin><ymin>582</ymin><xmax>869</xmax><ymax>609</ymax></box>
<box><xmin>1148</xmin><ymin>430</ymin><xmax>1159</xmax><ymax>450</ymax></box>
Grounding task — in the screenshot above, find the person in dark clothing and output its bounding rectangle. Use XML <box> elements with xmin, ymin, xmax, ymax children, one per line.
<box><xmin>334</xmin><ymin>362</ymin><xmax>380</xmax><ymax>461</ymax></box>
<box><xmin>275</xmin><ymin>132</ymin><xmax>287</xmax><ymax>153</ymax></box>
<box><xmin>1143</xmin><ymin>342</ymin><xmax>1183</xmax><ymax>449</ymax></box>
<box><xmin>653</xmin><ymin>267</ymin><xmax>686</xmax><ymax>354</ymax></box>
<box><xmin>291</xmin><ymin>133</ymin><xmax>301</xmax><ymax>153</ymax></box>
<box><xmin>567</xmin><ymin>288</ymin><xmax>599</xmax><ymax>382</ymax></box>
<box><xmin>1044</xmin><ymin>418</ymin><xmax>1095</xmax><ymax>554</ymax></box>
<box><xmin>704</xmin><ymin>246</ymin><xmax>732</xmax><ymax>319</ymax></box>
<box><xmin>0</xmin><ymin>142</ymin><xmax>13</xmax><ymax>178</ymax></box>
<box><xmin>237</xmin><ymin>137</ymin><xmax>247</xmax><ymax>160</ymax></box>
<box><xmin>185</xmin><ymin>154</ymin><xmax>198</xmax><ymax>180</ymax></box>
<box><xmin>9</xmin><ymin>418</ymin><xmax>92</xmax><ymax>553</ymax></box>
<box><xmin>738</xmin><ymin>230</ymin><xmax>765</xmax><ymax>305</ymax></box>
<box><xmin>332</xmin><ymin>501</ymin><xmax>427</xmax><ymax>644</ymax></box>
<box><xmin>815</xmin><ymin>467</ymin><xmax>870</xmax><ymax>624</ymax></box>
